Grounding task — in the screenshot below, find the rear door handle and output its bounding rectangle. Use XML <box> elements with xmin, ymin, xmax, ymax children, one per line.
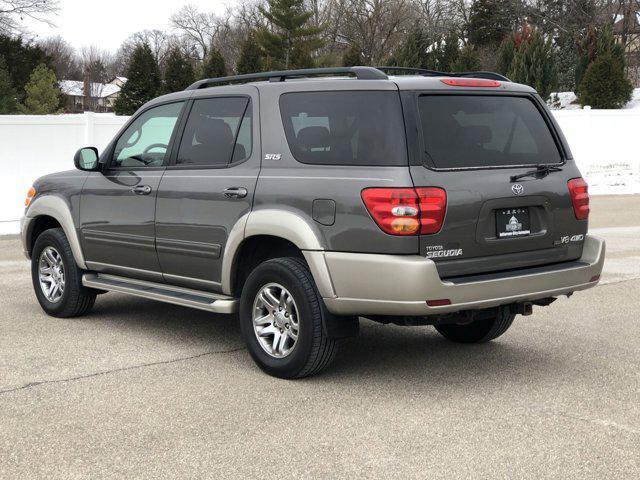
<box><xmin>132</xmin><ymin>185</ymin><xmax>152</xmax><ymax>195</ymax></box>
<box><xmin>223</xmin><ymin>187</ymin><xmax>248</xmax><ymax>199</ymax></box>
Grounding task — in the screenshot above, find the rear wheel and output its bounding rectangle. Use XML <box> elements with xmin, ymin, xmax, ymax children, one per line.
<box><xmin>31</xmin><ymin>228</ymin><xmax>96</xmax><ymax>318</ymax></box>
<box><xmin>434</xmin><ymin>309</ymin><xmax>515</xmax><ymax>344</ymax></box>
<box><xmin>239</xmin><ymin>257</ymin><xmax>339</xmax><ymax>379</ymax></box>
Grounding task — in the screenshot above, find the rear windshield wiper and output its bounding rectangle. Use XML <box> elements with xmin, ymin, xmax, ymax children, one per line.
<box><xmin>510</xmin><ymin>165</ymin><xmax>563</xmax><ymax>182</ymax></box>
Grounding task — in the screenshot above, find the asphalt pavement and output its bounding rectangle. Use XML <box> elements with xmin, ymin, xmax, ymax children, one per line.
<box><xmin>0</xmin><ymin>195</ymin><xmax>639</xmax><ymax>479</ymax></box>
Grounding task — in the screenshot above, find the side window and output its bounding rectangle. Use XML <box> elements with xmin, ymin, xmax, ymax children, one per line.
<box><xmin>176</xmin><ymin>97</ymin><xmax>252</xmax><ymax>167</ymax></box>
<box><xmin>279</xmin><ymin>91</ymin><xmax>407</xmax><ymax>166</ymax></box>
<box><xmin>112</xmin><ymin>102</ymin><xmax>184</xmax><ymax>168</ymax></box>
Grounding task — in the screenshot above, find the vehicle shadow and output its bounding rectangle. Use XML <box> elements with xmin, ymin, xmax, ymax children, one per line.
<box><xmin>90</xmin><ymin>294</ymin><xmax>559</xmax><ymax>391</ymax></box>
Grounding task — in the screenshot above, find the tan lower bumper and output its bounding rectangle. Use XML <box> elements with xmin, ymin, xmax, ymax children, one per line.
<box><xmin>315</xmin><ymin>235</ymin><xmax>605</xmax><ymax>316</ymax></box>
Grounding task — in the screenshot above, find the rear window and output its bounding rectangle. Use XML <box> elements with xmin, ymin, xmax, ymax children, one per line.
<box><xmin>279</xmin><ymin>91</ymin><xmax>407</xmax><ymax>166</ymax></box>
<box><xmin>418</xmin><ymin>95</ymin><xmax>562</xmax><ymax>169</ymax></box>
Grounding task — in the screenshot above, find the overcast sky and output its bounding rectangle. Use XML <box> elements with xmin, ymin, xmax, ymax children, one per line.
<box><xmin>22</xmin><ymin>0</ymin><xmax>233</xmax><ymax>52</ymax></box>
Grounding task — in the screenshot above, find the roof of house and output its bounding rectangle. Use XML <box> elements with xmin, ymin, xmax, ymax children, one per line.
<box><xmin>604</xmin><ymin>4</ymin><xmax>640</xmax><ymax>35</ymax></box>
<box><xmin>59</xmin><ymin>80</ymin><xmax>121</xmax><ymax>98</ymax></box>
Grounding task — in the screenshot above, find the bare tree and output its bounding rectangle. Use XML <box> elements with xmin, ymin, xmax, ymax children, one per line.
<box><xmin>114</xmin><ymin>29</ymin><xmax>176</xmax><ymax>74</ymax></box>
<box><xmin>0</xmin><ymin>0</ymin><xmax>59</xmax><ymax>35</ymax></box>
<box><xmin>326</xmin><ymin>0</ymin><xmax>413</xmax><ymax>64</ymax></box>
<box><xmin>170</xmin><ymin>4</ymin><xmax>223</xmax><ymax>61</ymax></box>
<box><xmin>39</xmin><ymin>35</ymin><xmax>81</xmax><ymax>80</ymax></box>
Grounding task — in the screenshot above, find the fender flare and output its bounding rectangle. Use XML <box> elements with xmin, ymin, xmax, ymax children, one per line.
<box><xmin>23</xmin><ymin>195</ymin><xmax>87</xmax><ymax>269</ymax></box>
<box><xmin>220</xmin><ymin>209</ymin><xmax>335</xmax><ymax>298</ymax></box>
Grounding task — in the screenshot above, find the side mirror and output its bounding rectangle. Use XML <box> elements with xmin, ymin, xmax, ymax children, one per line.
<box><xmin>74</xmin><ymin>147</ymin><xmax>100</xmax><ymax>171</ymax></box>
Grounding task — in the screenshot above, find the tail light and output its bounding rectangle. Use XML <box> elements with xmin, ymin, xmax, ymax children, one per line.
<box><xmin>567</xmin><ymin>178</ymin><xmax>589</xmax><ymax>220</ymax></box>
<box><xmin>361</xmin><ymin>187</ymin><xmax>447</xmax><ymax>236</ymax></box>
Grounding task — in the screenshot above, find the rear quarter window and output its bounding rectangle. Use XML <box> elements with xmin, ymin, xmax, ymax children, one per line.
<box><xmin>279</xmin><ymin>91</ymin><xmax>407</xmax><ymax>166</ymax></box>
<box><xmin>418</xmin><ymin>95</ymin><xmax>562</xmax><ymax>169</ymax></box>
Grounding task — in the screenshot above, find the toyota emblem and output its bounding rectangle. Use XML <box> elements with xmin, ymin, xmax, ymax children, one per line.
<box><xmin>512</xmin><ymin>184</ymin><xmax>524</xmax><ymax>195</ymax></box>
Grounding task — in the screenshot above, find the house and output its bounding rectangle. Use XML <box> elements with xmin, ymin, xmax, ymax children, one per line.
<box><xmin>58</xmin><ymin>77</ymin><xmax>127</xmax><ymax>113</ymax></box>
<box><xmin>609</xmin><ymin>3</ymin><xmax>640</xmax><ymax>85</ymax></box>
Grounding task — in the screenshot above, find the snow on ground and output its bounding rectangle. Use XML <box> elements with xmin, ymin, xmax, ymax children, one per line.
<box><xmin>582</xmin><ymin>163</ymin><xmax>640</xmax><ymax>196</ymax></box>
<box><xmin>550</xmin><ymin>88</ymin><xmax>640</xmax><ymax>110</ymax></box>
<box><xmin>625</xmin><ymin>87</ymin><xmax>640</xmax><ymax>110</ymax></box>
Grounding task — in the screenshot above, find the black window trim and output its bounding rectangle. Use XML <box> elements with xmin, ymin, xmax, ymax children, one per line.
<box><xmin>414</xmin><ymin>91</ymin><xmax>568</xmax><ymax>172</ymax></box>
<box><xmin>278</xmin><ymin>89</ymin><xmax>410</xmax><ymax>168</ymax></box>
<box><xmin>105</xmin><ymin>99</ymin><xmax>188</xmax><ymax>172</ymax></box>
<box><xmin>166</xmin><ymin>94</ymin><xmax>254</xmax><ymax>171</ymax></box>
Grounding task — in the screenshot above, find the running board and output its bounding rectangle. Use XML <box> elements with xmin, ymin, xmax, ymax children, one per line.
<box><xmin>82</xmin><ymin>273</ymin><xmax>238</xmax><ymax>314</ymax></box>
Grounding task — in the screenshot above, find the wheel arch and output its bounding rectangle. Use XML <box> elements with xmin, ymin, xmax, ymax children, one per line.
<box><xmin>22</xmin><ymin>195</ymin><xmax>86</xmax><ymax>269</ymax></box>
<box><xmin>221</xmin><ymin>210</ymin><xmax>335</xmax><ymax>298</ymax></box>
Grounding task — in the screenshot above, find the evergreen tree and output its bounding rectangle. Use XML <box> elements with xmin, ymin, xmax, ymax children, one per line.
<box><xmin>202</xmin><ymin>48</ymin><xmax>227</xmax><ymax>78</ymax></box>
<box><xmin>0</xmin><ymin>55</ymin><xmax>18</xmax><ymax>114</ymax></box>
<box><xmin>579</xmin><ymin>54</ymin><xmax>632</xmax><ymax>109</ymax></box>
<box><xmin>497</xmin><ymin>36</ymin><xmax>516</xmax><ymax>76</ymax></box>
<box><xmin>257</xmin><ymin>0</ymin><xmax>323</xmax><ymax>69</ymax></box>
<box><xmin>506</xmin><ymin>30</ymin><xmax>557</xmax><ymax>100</ymax></box>
<box><xmin>554</xmin><ymin>35</ymin><xmax>579</xmax><ymax>92</ymax></box>
<box><xmin>18</xmin><ymin>63</ymin><xmax>61</xmax><ymax>114</ymax></box>
<box><xmin>391</xmin><ymin>28</ymin><xmax>463</xmax><ymax>72</ymax></box>
<box><xmin>237</xmin><ymin>33</ymin><xmax>264</xmax><ymax>74</ymax></box>
<box><xmin>576</xmin><ymin>25</ymin><xmax>627</xmax><ymax>89</ymax></box>
<box><xmin>439</xmin><ymin>32</ymin><xmax>461</xmax><ymax>72</ymax></box>
<box><xmin>163</xmin><ymin>47</ymin><xmax>195</xmax><ymax>93</ymax></box>
<box><xmin>114</xmin><ymin>43</ymin><xmax>161</xmax><ymax>115</ymax></box>
<box><xmin>391</xmin><ymin>26</ymin><xmax>431</xmax><ymax>69</ymax></box>
<box><xmin>468</xmin><ymin>0</ymin><xmax>517</xmax><ymax>48</ymax></box>
<box><xmin>453</xmin><ymin>45</ymin><xmax>482</xmax><ymax>71</ymax></box>
<box><xmin>342</xmin><ymin>44</ymin><xmax>363</xmax><ymax>67</ymax></box>
<box><xmin>0</xmin><ymin>34</ymin><xmax>51</xmax><ymax>103</ymax></box>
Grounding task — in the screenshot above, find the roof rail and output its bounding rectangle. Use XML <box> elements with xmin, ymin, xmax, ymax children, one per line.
<box><xmin>375</xmin><ymin>66</ymin><xmax>510</xmax><ymax>82</ymax></box>
<box><xmin>375</xmin><ymin>66</ymin><xmax>449</xmax><ymax>76</ymax></box>
<box><xmin>185</xmin><ymin>66</ymin><xmax>388</xmax><ymax>90</ymax></box>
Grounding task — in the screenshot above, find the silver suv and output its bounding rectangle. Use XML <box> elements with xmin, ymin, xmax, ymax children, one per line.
<box><xmin>21</xmin><ymin>67</ymin><xmax>605</xmax><ymax>378</ymax></box>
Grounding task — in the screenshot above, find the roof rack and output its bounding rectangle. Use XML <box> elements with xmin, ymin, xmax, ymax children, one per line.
<box><xmin>185</xmin><ymin>66</ymin><xmax>388</xmax><ymax>90</ymax></box>
<box><xmin>375</xmin><ymin>66</ymin><xmax>450</xmax><ymax>76</ymax></box>
<box><xmin>375</xmin><ymin>66</ymin><xmax>510</xmax><ymax>82</ymax></box>
<box><xmin>454</xmin><ymin>71</ymin><xmax>510</xmax><ymax>82</ymax></box>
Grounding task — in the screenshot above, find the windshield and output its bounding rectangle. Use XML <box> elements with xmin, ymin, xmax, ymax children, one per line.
<box><xmin>418</xmin><ymin>95</ymin><xmax>562</xmax><ymax>169</ymax></box>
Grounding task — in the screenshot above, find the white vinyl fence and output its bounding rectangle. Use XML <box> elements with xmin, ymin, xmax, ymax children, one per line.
<box><xmin>1</xmin><ymin>109</ymin><xmax>639</xmax><ymax>234</ymax></box>
<box><xmin>0</xmin><ymin>113</ymin><xmax>129</xmax><ymax>234</ymax></box>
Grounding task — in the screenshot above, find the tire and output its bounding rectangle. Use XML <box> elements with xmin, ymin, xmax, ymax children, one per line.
<box><xmin>434</xmin><ymin>309</ymin><xmax>516</xmax><ymax>344</ymax></box>
<box><xmin>31</xmin><ymin>228</ymin><xmax>96</xmax><ymax>318</ymax></box>
<box><xmin>239</xmin><ymin>257</ymin><xmax>339</xmax><ymax>379</ymax></box>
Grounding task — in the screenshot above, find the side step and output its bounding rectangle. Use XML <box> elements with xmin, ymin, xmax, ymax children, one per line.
<box><xmin>82</xmin><ymin>273</ymin><xmax>238</xmax><ymax>314</ymax></box>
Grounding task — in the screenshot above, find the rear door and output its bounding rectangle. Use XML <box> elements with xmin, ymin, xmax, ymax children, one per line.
<box><xmin>404</xmin><ymin>92</ymin><xmax>587</xmax><ymax>278</ymax></box>
<box><xmin>154</xmin><ymin>90</ymin><xmax>259</xmax><ymax>292</ymax></box>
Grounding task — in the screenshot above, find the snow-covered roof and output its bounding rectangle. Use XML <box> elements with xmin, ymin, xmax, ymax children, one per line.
<box><xmin>59</xmin><ymin>80</ymin><xmax>121</xmax><ymax>98</ymax></box>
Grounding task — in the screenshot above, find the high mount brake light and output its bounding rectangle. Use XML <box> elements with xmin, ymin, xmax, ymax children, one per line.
<box><xmin>440</xmin><ymin>78</ymin><xmax>501</xmax><ymax>87</ymax></box>
<box><xmin>361</xmin><ymin>187</ymin><xmax>447</xmax><ymax>236</ymax></box>
<box><xmin>567</xmin><ymin>178</ymin><xmax>589</xmax><ymax>220</ymax></box>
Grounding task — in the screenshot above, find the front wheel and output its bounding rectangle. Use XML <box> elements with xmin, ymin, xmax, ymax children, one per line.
<box><xmin>31</xmin><ymin>228</ymin><xmax>96</xmax><ymax>318</ymax></box>
<box><xmin>239</xmin><ymin>257</ymin><xmax>339</xmax><ymax>379</ymax></box>
<box><xmin>434</xmin><ymin>309</ymin><xmax>515</xmax><ymax>344</ymax></box>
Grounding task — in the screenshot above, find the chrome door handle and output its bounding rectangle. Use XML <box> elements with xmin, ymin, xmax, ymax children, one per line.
<box><xmin>223</xmin><ymin>187</ymin><xmax>248</xmax><ymax>199</ymax></box>
<box><xmin>132</xmin><ymin>185</ymin><xmax>152</xmax><ymax>195</ymax></box>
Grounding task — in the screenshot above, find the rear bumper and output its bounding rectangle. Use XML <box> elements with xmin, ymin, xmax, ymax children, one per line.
<box><xmin>312</xmin><ymin>235</ymin><xmax>605</xmax><ymax>316</ymax></box>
